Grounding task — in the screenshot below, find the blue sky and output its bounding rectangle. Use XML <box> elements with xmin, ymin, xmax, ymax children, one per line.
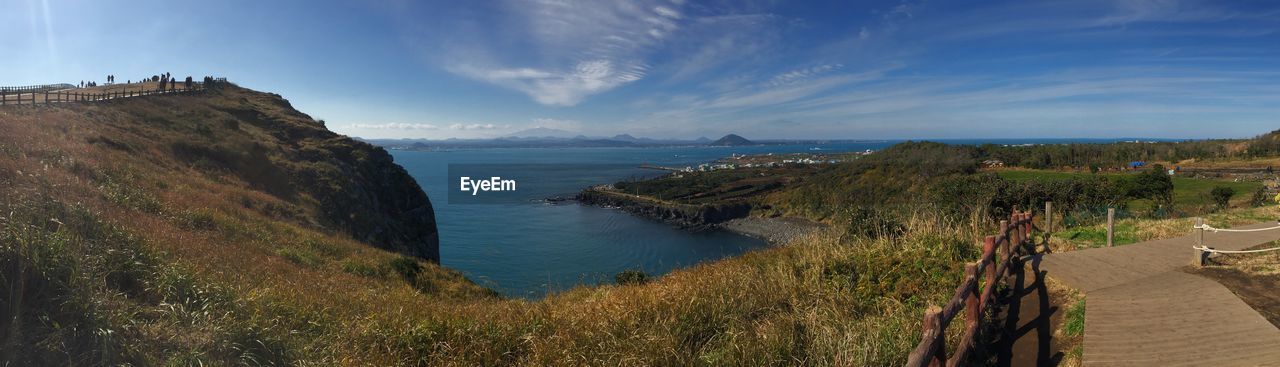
<box><xmin>3</xmin><ymin>0</ymin><xmax>1279</xmax><ymax>140</ymax></box>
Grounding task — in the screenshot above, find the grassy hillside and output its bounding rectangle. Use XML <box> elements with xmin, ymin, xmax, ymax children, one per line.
<box><xmin>0</xmin><ymin>86</ymin><xmax>487</xmax><ymax>364</ymax></box>
<box><xmin>1</xmin><ymin>86</ymin><xmax>1001</xmax><ymax>365</ymax></box>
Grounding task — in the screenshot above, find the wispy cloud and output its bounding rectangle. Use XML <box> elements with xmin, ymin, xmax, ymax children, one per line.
<box><xmin>450</xmin><ymin>123</ymin><xmax>500</xmax><ymax>130</ymax></box>
<box><xmin>350</xmin><ymin>123</ymin><xmax>439</xmax><ymax>130</ymax></box>
<box><xmin>767</xmin><ymin>64</ymin><xmax>844</xmax><ymax>86</ymax></box>
<box><xmin>437</xmin><ymin>0</ymin><xmax>689</xmax><ymax>106</ymax></box>
<box><xmin>374</xmin><ymin>0</ymin><xmax>1280</xmax><ymax>139</ymax></box>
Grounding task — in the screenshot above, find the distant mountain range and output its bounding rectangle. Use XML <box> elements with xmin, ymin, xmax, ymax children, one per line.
<box><xmin>359</xmin><ymin>131</ymin><xmax>885</xmax><ymax>150</ymax></box>
<box><xmin>362</xmin><ymin>133</ymin><xmax>779</xmax><ymax>150</ymax></box>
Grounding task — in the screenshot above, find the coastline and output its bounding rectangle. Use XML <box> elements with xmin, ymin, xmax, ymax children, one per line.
<box><xmin>571</xmin><ymin>187</ymin><xmax>825</xmax><ymax>246</ymax></box>
<box><xmin>719</xmin><ymin>216</ymin><xmax>825</xmax><ymax>245</ymax></box>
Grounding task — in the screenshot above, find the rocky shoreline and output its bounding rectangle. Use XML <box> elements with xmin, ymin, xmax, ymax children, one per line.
<box><xmin>571</xmin><ymin>187</ymin><xmax>824</xmax><ymax>245</ymax></box>
<box><xmin>575</xmin><ymin>188</ymin><xmax>751</xmax><ymax>229</ymax></box>
<box><xmin>720</xmin><ymin>217</ymin><xmax>825</xmax><ymax>245</ymax></box>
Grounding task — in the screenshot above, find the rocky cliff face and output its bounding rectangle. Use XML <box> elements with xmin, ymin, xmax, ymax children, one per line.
<box><xmin>309</xmin><ymin>139</ymin><xmax>440</xmax><ymax>262</ymax></box>
<box><xmin>214</xmin><ymin>88</ymin><xmax>441</xmax><ymax>262</ymax></box>
<box><xmin>83</xmin><ymin>85</ymin><xmax>440</xmax><ymax>262</ymax></box>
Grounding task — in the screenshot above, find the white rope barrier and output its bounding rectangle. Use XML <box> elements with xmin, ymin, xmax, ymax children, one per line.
<box><xmin>1191</xmin><ymin>222</ymin><xmax>1280</xmax><ymax>254</ymax></box>
<box><xmin>1193</xmin><ymin>223</ymin><xmax>1280</xmax><ymax>233</ymax></box>
<box><xmin>1193</xmin><ymin>245</ymin><xmax>1280</xmax><ymax>254</ymax></box>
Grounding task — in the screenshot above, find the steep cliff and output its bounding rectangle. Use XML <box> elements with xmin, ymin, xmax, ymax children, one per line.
<box><xmin>197</xmin><ymin>89</ymin><xmax>440</xmax><ymax>261</ymax></box>
<box><xmin>8</xmin><ymin>85</ymin><xmax>440</xmax><ymax>261</ymax></box>
<box><xmin>0</xmin><ymin>83</ymin><xmax>484</xmax><ymax>365</ymax></box>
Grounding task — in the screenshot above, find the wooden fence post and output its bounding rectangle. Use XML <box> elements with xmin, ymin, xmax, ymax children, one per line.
<box><xmin>1194</xmin><ymin>217</ymin><xmax>1206</xmax><ymax>266</ymax></box>
<box><xmin>998</xmin><ymin>220</ymin><xmax>1010</xmax><ymax>265</ymax></box>
<box><xmin>1017</xmin><ymin>215</ymin><xmax>1025</xmax><ymax>247</ymax></box>
<box><xmin>925</xmin><ymin>306</ymin><xmax>944</xmax><ymax>367</ymax></box>
<box><xmin>1023</xmin><ymin>212</ymin><xmax>1031</xmax><ymax>238</ymax></box>
<box><xmin>1045</xmin><ymin>201</ymin><xmax>1053</xmax><ymax>240</ymax></box>
<box><xmin>1106</xmin><ymin>208</ymin><xmax>1115</xmax><ymax>247</ymax></box>
<box><xmin>982</xmin><ymin>235</ymin><xmax>996</xmax><ymax>305</ymax></box>
<box><xmin>983</xmin><ymin>235</ymin><xmax>996</xmax><ymax>270</ymax></box>
<box><xmin>964</xmin><ymin>263</ymin><xmax>979</xmax><ymax>330</ymax></box>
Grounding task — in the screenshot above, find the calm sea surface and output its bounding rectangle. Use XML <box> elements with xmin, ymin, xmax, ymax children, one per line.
<box><xmin>390</xmin><ymin>138</ymin><xmax>1157</xmax><ymax>297</ymax></box>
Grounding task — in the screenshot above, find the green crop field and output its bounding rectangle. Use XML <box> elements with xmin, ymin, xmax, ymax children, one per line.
<box><xmin>995</xmin><ymin>169</ymin><xmax>1263</xmax><ymax>211</ymax></box>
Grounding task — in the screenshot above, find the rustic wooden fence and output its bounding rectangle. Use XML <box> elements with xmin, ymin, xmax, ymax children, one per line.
<box><xmin>0</xmin><ymin>82</ymin><xmax>208</xmax><ymax>106</ymax></box>
<box><xmin>0</xmin><ymin>83</ymin><xmax>75</xmax><ymax>93</ymax></box>
<box><xmin>905</xmin><ymin>210</ymin><xmax>1036</xmax><ymax>367</ymax></box>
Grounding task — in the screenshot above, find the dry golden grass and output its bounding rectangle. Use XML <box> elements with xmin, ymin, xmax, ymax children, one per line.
<box><xmin>1206</xmin><ymin>243</ymin><xmax>1280</xmax><ymax>276</ymax></box>
<box><xmin>1176</xmin><ymin>156</ymin><xmax>1280</xmax><ymax>169</ymax></box>
<box><xmin>1</xmin><ymin>88</ymin><xmax>1004</xmax><ymax>365</ymax></box>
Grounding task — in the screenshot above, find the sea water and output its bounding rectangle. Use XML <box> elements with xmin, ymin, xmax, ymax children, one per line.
<box><xmin>390</xmin><ymin>138</ymin><xmax>1155</xmax><ymax>297</ymax></box>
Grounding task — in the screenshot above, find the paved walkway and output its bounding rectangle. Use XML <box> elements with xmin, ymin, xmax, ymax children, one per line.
<box><xmin>1037</xmin><ymin>221</ymin><xmax>1280</xmax><ymax>366</ymax></box>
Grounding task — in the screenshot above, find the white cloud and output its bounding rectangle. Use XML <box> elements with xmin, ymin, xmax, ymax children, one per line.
<box><xmin>450</xmin><ymin>123</ymin><xmax>500</xmax><ymax>130</ymax></box>
<box><xmin>349</xmin><ymin>123</ymin><xmax>439</xmax><ymax>130</ymax></box>
<box><xmin>654</xmin><ymin>6</ymin><xmax>681</xmax><ymax>19</ymax></box>
<box><xmin>767</xmin><ymin>64</ymin><xmax>844</xmax><ymax>86</ymax></box>
<box><xmin>661</xmin><ymin>14</ymin><xmax>783</xmax><ymax>83</ymax></box>
<box><xmin>450</xmin><ymin>60</ymin><xmax>646</xmax><ymax>106</ymax></box>
<box><xmin>440</xmin><ymin>0</ymin><xmax>687</xmax><ymax>106</ymax></box>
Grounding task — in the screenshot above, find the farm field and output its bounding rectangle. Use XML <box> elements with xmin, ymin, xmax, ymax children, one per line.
<box><xmin>995</xmin><ymin>169</ymin><xmax>1263</xmax><ymax>211</ymax></box>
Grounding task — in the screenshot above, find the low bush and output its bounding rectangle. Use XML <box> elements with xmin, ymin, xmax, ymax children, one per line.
<box><xmin>615</xmin><ymin>269</ymin><xmax>649</xmax><ymax>285</ymax></box>
<box><xmin>388</xmin><ymin>256</ymin><xmax>423</xmax><ymax>282</ymax></box>
<box><xmin>840</xmin><ymin>207</ymin><xmax>905</xmax><ymax>240</ymax></box>
<box><xmin>1210</xmin><ymin>185</ymin><xmax>1236</xmax><ymax>210</ymax></box>
<box><xmin>1249</xmin><ymin>186</ymin><xmax>1269</xmax><ymax>207</ymax></box>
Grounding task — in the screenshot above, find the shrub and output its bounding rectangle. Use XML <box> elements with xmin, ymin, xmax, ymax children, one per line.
<box><xmin>1119</xmin><ymin>165</ymin><xmax>1173</xmax><ymax>204</ymax></box>
<box><xmin>615</xmin><ymin>270</ymin><xmax>649</xmax><ymax>285</ymax></box>
<box><xmin>388</xmin><ymin>256</ymin><xmax>423</xmax><ymax>282</ymax></box>
<box><xmin>841</xmin><ymin>207</ymin><xmax>905</xmax><ymax>240</ymax></box>
<box><xmin>1210</xmin><ymin>186</ymin><xmax>1236</xmax><ymax>210</ymax></box>
<box><xmin>1249</xmin><ymin>186</ymin><xmax>1268</xmax><ymax>207</ymax></box>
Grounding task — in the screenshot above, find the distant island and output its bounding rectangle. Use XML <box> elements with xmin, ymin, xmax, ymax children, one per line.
<box><xmin>708</xmin><ymin>134</ymin><xmax>753</xmax><ymax>146</ymax></box>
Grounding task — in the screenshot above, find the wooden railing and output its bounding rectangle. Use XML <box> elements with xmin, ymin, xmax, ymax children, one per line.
<box><xmin>905</xmin><ymin>210</ymin><xmax>1035</xmax><ymax>367</ymax></box>
<box><xmin>0</xmin><ymin>82</ymin><xmax>209</xmax><ymax>106</ymax></box>
<box><xmin>0</xmin><ymin>83</ymin><xmax>75</xmax><ymax>93</ymax></box>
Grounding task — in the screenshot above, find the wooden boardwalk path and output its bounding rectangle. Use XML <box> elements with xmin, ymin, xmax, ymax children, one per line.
<box><xmin>1037</xmin><ymin>221</ymin><xmax>1280</xmax><ymax>366</ymax></box>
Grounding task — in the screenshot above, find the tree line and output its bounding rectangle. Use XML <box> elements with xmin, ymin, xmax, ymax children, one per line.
<box><xmin>975</xmin><ymin>129</ymin><xmax>1280</xmax><ymax>170</ymax></box>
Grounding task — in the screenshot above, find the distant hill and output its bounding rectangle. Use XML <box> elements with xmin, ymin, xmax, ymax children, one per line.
<box><xmin>611</xmin><ymin>134</ymin><xmax>638</xmax><ymax>141</ymax></box>
<box><xmin>709</xmin><ymin>134</ymin><xmax>755</xmax><ymax>146</ymax></box>
<box><xmin>506</xmin><ymin>127</ymin><xmax>576</xmax><ymax>138</ymax></box>
<box><xmin>694</xmin><ymin>136</ymin><xmax>712</xmax><ymax>143</ymax></box>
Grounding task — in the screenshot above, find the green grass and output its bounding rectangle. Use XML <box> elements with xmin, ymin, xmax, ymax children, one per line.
<box><xmin>1168</xmin><ymin>177</ymin><xmax>1259</xmax><ymax>207</ymax></box>
<box><xmin>1055</xmin><ymin>223</ymin><xmax>1139</xmax><ymax>247</ymax></box>
<box><xmin>997</xmin><ymin>169</ymin><xmax>1262</xmax><ymax>212</ymax></box>
<box><xmin>1063</xmin><ymin>298</ymin><xmax>1086</xmax><ymax>338</ymax></box>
